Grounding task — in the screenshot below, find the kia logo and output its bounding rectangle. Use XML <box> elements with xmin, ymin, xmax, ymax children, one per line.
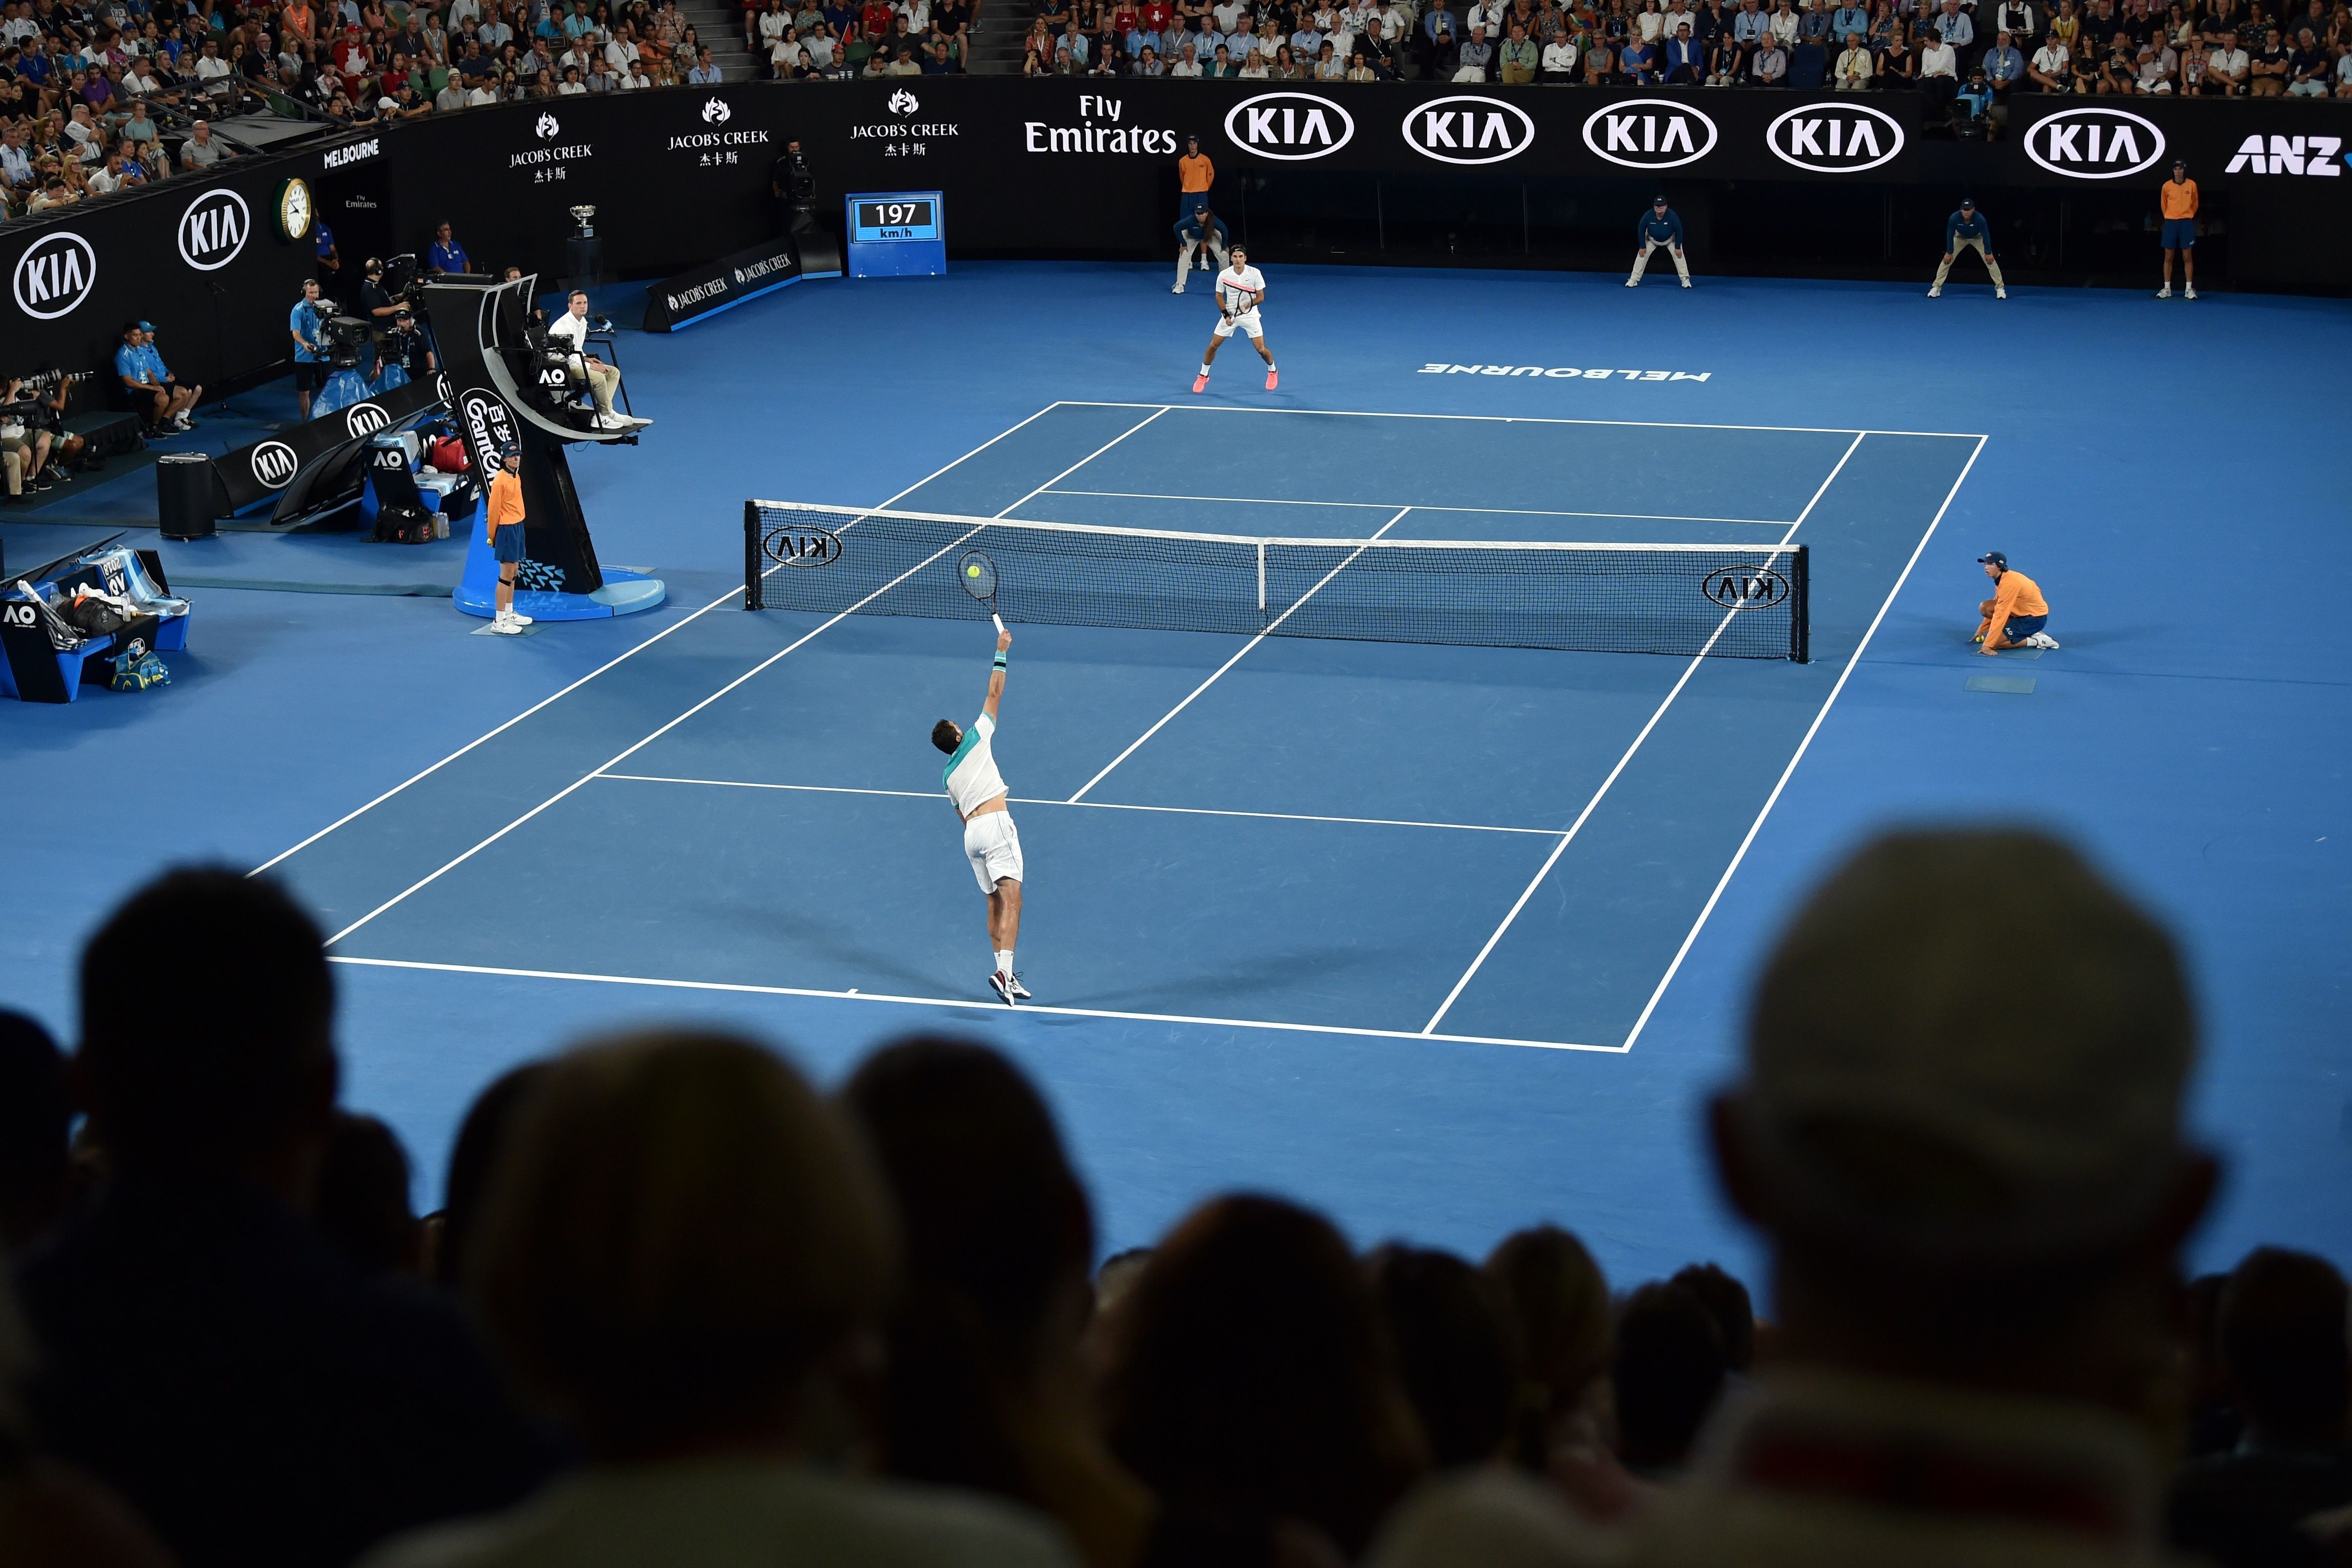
<box><xmin>1702</xmin><ymin>566</ymin><xmax>1790</xmax><ymax>610</ymax></box>
<box><xmin>1765</xmin><ymin>102</ymin><xmax>1904</xmax><ymax>174</ymax></box>
<box><xmin>250</xmin><ymin>440</ymin><xmax>300</xmax><ymax>489</ymax></box>
<box><xmin>1404</xmin><ymin>95</ymin><xmax>1533</xmax><ymax>165</ymax></box>
<box><xmin>433</xmin><ymin>372</ymin><xmax>454</xmax><ymax>405</ymax></box>
<box><xmin>535</xmin><ymin>111</ymin><xmax>561</xmax><ymax>139</ymax></box>
<box><xmin>2023</xmin><ymin>106</ymin><xmax>2165</xmax><ymax>179</ymax></box>
<box><xmin>177</xmin><ymin>189</ymin><xmax>251</xmax><ymax>271</ymax></box>
<box><xmin>1582</xmin><ymin>98</ymin><xmax>1718</xmax><ymax>169</ymax></box>
<box><xmin>11</xmin><ymin>231</ymin><xmax>98</xmax><ymax>321</ymax></box>
<box><xmin>762</xmin><ymin>524</ymin><xmax>843</xmax><ymax>567</ymax></box>
<box><xmin>1225</xmin><ymin>91</ymin><xmax>1354</xmax><ymax>161</ymax></box>
<box><xmin>344</xmin><ymin>402</ymin><xmax>391</xmax><ymax>436</ymax></box>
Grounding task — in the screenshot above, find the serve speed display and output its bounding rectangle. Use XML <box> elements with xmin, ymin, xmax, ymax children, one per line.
<box><xmin>851</xmin><ymin>195</ymin><xmax>940</xmax><ymax>241</ymax></box>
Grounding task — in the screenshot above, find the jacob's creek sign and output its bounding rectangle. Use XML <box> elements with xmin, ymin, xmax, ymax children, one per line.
<box><xmin>1022</xmin><ymin>93</ymin><xmax>1180</xmax><ymax>155</ymax></box>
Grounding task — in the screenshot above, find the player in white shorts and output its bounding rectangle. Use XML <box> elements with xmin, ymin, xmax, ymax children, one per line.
<box><xmin>1193</xmin><ymin>242</ymin><xmax>1278</xmax><ymax>395</ymax></box>
<box><xmin>932</xmin><ymin>626</ymin><xmax>1028</xmax><ymax>1005</ymax></box>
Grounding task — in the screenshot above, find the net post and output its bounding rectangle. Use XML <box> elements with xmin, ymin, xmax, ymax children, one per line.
<box><xmin>742</xmin><ymin>501</ymin><xmax>762</xmax><ymax>611</ymax></box>
<box><xmin>1256</xmin><ymin>540</ymin><xmax>1266</xmax><ymax>618</ymax></box>
<box><xmin>1790</xmin><ymin>544</ymin><xmax>1809</xmax><ymax>664</ymax></box>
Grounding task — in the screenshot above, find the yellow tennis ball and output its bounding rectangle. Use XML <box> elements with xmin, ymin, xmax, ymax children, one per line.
<box><xmin>966</xmin><ymin>564</ymin><xmax>980</xmax><ymax>578</ymax></box>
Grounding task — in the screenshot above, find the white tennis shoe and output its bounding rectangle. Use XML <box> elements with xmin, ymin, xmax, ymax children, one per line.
<box><xmin>989</xmin><ymin>970</ymin><xmax>1018</xmax><ymax>1006</ymax></box>
<box><xmin>2028</xmin><ymin>632</ymin><xmax>2060</xmax><ymax>649</ymax></box>
<box><xmin>1008</xmin><ymin>973</ymin><xmax>1031</xmax><ymax>1000</ymax></box>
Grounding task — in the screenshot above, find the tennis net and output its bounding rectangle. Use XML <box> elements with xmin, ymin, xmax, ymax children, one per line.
<box><xmin>743</xmin><ymin>501</ymin><xmax>1808</xmax><ymax>662</ymax></box>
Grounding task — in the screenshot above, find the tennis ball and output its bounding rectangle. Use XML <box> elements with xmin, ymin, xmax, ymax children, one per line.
<box><xmin>966</xmin><ymin>564</ymin><xmax>981</xmax><ymax>578</ymax></box>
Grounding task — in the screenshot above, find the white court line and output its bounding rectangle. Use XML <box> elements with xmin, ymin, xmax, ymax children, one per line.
<box><xmin>248</xmin><ymin>400</ymin><xmax>1079</xmax><ymax>879</ymax></box>
<box><xmin>1615</xmin><ymin>434</ymin><xmax>1990</xmax><ymax>1055</ymax></box>
<box><xmin>1418</xmin><ymin>430</ymin><xmax>1869</xmax><ymax>1038</ymax></box>
<box><xmin>324</xmin><ymin>955</ymin><xmax>1622</xmax><ymax>1053</ymax></box>
<box><xmin>1064</xmin><ymin>505</ymin><xmax>1415</xmax><ymax>804</ymax></box>
<box><xmin>318</xmin><ymin>408</ymin><xmax>1174</xmax><ymax>946</ymax></box>
<box><xmin>598</xmin><ymin>773</ymin><xmax>1567</xmax><ymax>837</ymax></box>
<box><xmin>1041</xmin><ymin>488</ymin><xmax>1793</xmax><ymax>528</ymax></box>
<box><xmin>1054</xmin><ymin>399</ymin><xmax>1989</xmax><ymax>442</ymax></box>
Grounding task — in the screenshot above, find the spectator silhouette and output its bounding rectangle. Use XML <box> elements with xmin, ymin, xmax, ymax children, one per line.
<box><xmin>1608</xmin><ymin>1282</ymin><xmax>1725</xmax><ymax>1478</ymax></box>
<box><xmin>2168</xmin><ymin>1247</ymin><xmax>2352</xmax><ymax>1567</ymax></box>
<box><xmin>839</xmin><ymin>1037</ymin><xmax>1152</xmax><ymax>1568</ymax></box>
<box><xmin>13</xmin><ymin>868</ymin><xmax>553</xmax><ymax>1568</ymax></box>
<box><xmin>366</xmin><ymin>1028</ymin><xmax>1078</xmax><ymax>1568</ymax></box>
<box><xmin>1677</xmin><ymin>828</ymin><xmax>2217</xmax><ymax>1561</ymax></box>
<box><xmin>0</xmin><ymin>1011</ymin><xmax>75</xmax><ymax>1252</ymax></box>
<box><xmin>1098</xmin><ymin>1195</ymin><xmax>1427</xmax><ymax>1559</ymax></box>
<box><xmin>1364</xmin><ymin>1244</ymin><xmax>1520</xmax><ymax>1470</ymax></box>
<box><xmin>312</xmin><ymin>1112</ymin><xmax>422</xmax><ymax>1276</ymax></box>
<box><xmin>1667</xmin><ymin>1263</ymin><xmax>1756</xmax><ymax>1376</ymax></box>
<box><xmin>1483</xmin><ymin>1225</ymin><xmax>1613</xmax><ymax>1472</ymax></box>
<box><xmin>428</xmin><ymin>1060</ymin><xmax>552</xmax><ymax>1288</ymax></box>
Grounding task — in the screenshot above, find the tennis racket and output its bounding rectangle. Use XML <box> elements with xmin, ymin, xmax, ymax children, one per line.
<box><xmin>958</xmin><ymin>548</ymin><xmax>1004</xmax><ymax>633</ymax></box>
<box><xmin>1219</xmin><ymin>278</ymin><xmax>1254</xmax><ymax>316</ymax></box>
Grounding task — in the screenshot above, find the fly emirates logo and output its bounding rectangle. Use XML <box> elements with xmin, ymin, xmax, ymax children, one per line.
<box><xmin>1023</xmin><ymin>93</ymin><xmax>1181</xmax><ymax>155</ymax></box>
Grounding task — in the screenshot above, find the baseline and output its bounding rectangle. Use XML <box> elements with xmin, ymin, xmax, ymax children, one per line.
<box><xmin>324</xmin><ymin>954</ymin><xmax>1623</xmax><ymax>1053</ymax></box>
<box><xmin>1049</xmin><ymin>399</ymin><xmax>1988</xmax><ymax>441</ymax></box>
<box><xmin>1042</xmin><ymin>488</ymin><xmax>1794</xmax><ymax>527</ymax></box>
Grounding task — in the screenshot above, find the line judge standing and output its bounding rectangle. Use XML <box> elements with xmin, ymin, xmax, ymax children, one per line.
<box><xmin>2158</xmin><ymin>158</ymin><xmax>2198</xmax><ymax>300</ymax></box>
<box><xmin>1628</xmin><ymin>195</ymin><xmax>1691</xmax><ymax>288</ymax></box>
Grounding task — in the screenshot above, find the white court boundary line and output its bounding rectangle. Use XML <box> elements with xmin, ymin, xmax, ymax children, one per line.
<box><xmin>1053</xmin><ymin>399</ymin><xmax>1990</xmax><ymax>442</ymax></box>
<box><xmin>323</xmin><ymin>955</ymin><xmax>1620</xmax><ymax>1054</ymax></box>
<box><xmin>1041</xmin><ymin>488</ymin><xmax>1794</xmax><ymax>528</ymax></box>
<box><xmin>1419</xmin><ymin>430</ymin><xmax>1868</xmax><ymax>1037</ymax></box>
<box><xmin>1064</xmin><ymin>505</ymin><xmax>1414</xmax><ymax>803</ymax></box>
<box><xmin>598</xmin><ymin>773</ymin><xmax>1567</xmax><ymax>837</ymax></box>
<box><xmin>317</xmin><ymin>407</ymin><xmax>1171</xmax><ymax>947</ymax></box>
<box><xmin>248</xmin><ymin>400</ymin><xmax>1080</xmax><ymax>878</ymax></box>
<box><xmin>1615</xmin><ymin>433</ymin><xmax>1990</xmax><ymax>1054</ymax></box>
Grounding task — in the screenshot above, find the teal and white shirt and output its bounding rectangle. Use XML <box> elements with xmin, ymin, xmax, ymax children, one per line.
<box><xmin>943</xmin><ymin>713</ymin><xmax>1008</xmax><ymax>818</ymax></box>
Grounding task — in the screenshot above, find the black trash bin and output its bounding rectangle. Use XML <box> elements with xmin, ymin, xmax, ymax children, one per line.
<box><xmin>155</xmin><ymin>451</ymin><xmax>218</xmax><ymax>541</ymax></box>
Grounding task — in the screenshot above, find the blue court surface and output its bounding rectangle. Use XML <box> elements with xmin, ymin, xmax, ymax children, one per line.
<box><xmin>3</xmin><ymin>261</ymin><xmax>2346</xmax><ymax>1286</ymax></box>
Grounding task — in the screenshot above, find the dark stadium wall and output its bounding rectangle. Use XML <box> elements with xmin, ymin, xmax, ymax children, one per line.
<box><xmin>3</xmin><ymin>84</ymin><xmax>2345</xmax><ymax>395</ymax></box>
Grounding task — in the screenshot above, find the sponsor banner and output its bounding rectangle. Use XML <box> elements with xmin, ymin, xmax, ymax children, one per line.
<box><xmin>642</xmin><ymin>235</ymin><xmax>807</xmax><ymax>331</ymax></box>
<box><xmin>212</xmin><ymin>371</ymin><xmax>451</xmax><ymax>514</ymax></box>
<box><xmin>1417</xmin><ymin>363</ymin><xmax>1712</xmax><ymax>380</ymax></box>
<box><xmin>2008</xmin><ymin>96</ymin><xmax>2352</xmax><ymax>187</ymax></box>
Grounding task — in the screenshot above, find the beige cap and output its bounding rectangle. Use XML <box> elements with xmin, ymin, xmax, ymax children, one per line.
<box><xmin>1731</xmin><ymin>828</ymin><xmax>2199</xmax><ymax>1262</ymax></box>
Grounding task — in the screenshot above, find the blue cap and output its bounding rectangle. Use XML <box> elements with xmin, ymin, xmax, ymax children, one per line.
<box><xmin>136</xmin><ymin>319</ymin><xmax>154</xmax><ymax>331</ymax></box>
<box><xmin>1977</xmin><ymin>551</ymin><xmax>2006</xmax><ymax>568</ymax></box>
<box><xmin>501</xmin><ymin>441</ymin><xmax>521</xmax><ymax>461</ymax></box>
<box><xmin>1959</xmin><ymin>196</ymin><xmax>1976</xmax><ymax>208</ymax></box>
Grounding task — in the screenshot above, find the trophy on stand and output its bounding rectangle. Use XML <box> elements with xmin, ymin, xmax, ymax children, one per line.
<box><xmin>566</xmin><ymin>205</ymin><xmax>600</xmax><ymax>298</ymax></box>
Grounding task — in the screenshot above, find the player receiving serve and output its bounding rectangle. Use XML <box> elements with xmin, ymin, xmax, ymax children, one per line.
<box><xmin>1193</xmin><ymin>242</ymin><xmax>1277</xmax><ymax>395</ymax></box>
<box><xmin>932</xmin><ymin>627</ymin><xmax>1029</xmax><ymax>1005</ymax></box>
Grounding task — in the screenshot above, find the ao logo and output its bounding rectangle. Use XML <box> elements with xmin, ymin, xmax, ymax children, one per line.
<box><xmin>12</xmin><ymin>232</ymin><xmax>98</xmax><ymax>321</ymax></box>
<box><xmin>250</xmin><ymin>440</ymin><xmax>300</xmax><ymax>489</ymax></box>
<box><xmin>535</xmin><ymin>111</ymin><xmax>562</xmax><ymax>139</ymax></box>
<box><xmin>1404</xmin><ymin>96</ymin><xmax>1533</xmax><ymax>166</ymax></box>
<box><xmin>178</xmin><ymin>189</ymin><xmax>251</xmax><ymax>271</ymax></box>
<box><xmin>537</xmin><ymin>366</ymin><xmax>569</xmax><ymax>387</ymax></box>
<box><xmin>701</xmin><ymin>96</ymin><xmax>731</xmax><ymax>124</ymax></box>
<box><xmin>1583</xmin><ymin>99</ymin><xmax>1718</xmax><ymax>169</ymax></box>
<box><xmin>2</xmin><ymin>603</ymin><xmax>38</xmax><ymax>628</ymax></box>
<box><xmin>344</xmin><ymin>402</ymin><xmax>391</xmax><ymax>437</ymax></box>
<box><xmin>1703</xmin><ymin>566</ymin><xmax>1790</xmax><ymax>610</ymax></box>
<box><xmin>763</xmin><ymin>523</ymin><xmax>843</xmax><ymax>567</ymax></box>
<box><xmin>888</xmin><ymin>87</ymin><xmax>919</xmax><ymax>115</ymax></box>
<box><xmin>1765</xmin><ymin>102</ymin><xmax>1904</xmax><ymax>174</ymax></box>
<box><xmin>2024</xmin><ymin>107</ymin><xmax>2165</xmax><ymax>179</ymax></box>
<box><xmin>1225</xmin><ymin>91</ymin><xmax>1354</xmax><ymax>161</ymax></box>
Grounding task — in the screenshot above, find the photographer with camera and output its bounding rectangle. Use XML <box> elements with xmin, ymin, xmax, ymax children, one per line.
<box><xmin>2</xmin><ymin>381</ymin><xmax>56</xmax><ymax>503</ymax></box>
<box><xmin>290</xmin><ymin>276</ymin><xmax>327</xmax><ymax>421</ymax></box>
<box><xmin>383</xmin><ymin>305</ymin><xmax>436</xmax><ymax>389</ymax></box>
<box><xmin>358</xmin><ymin>258</ymin><xmax>404</xmax><ymax>332</ymax></box>
<box><xmin>771</xmin><ymin>139</ymin><xmax>816</xmax><ymax>232</ymax></box>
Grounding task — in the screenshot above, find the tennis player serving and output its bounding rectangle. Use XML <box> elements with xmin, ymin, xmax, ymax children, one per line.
<box><xmin>933</xmin><ymin>627</ymin><xmax>1028</xmax><ymax>1005</ymax></box>
<box><xmin>1193</xmin><ymin>242</ymin><xmax>1277</xmax><ymax>395</ymax></box>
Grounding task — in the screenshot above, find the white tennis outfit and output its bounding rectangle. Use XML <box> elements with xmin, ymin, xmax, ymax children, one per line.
<box><xmin>1211</xmin><ymin>263</ymin><xmax>1266</xmax><ymax>339</ymax></box>
<box><xmin>945</xmin><ymin>713</ymin><xmax>1023</xmax><ymax>893</ymax></box>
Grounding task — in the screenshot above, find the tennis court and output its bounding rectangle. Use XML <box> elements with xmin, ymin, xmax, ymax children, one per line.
<box><xmin>264</xmin><ymin>401</ymin><xmax>1982</xmax><ymax>1051</ymax></box>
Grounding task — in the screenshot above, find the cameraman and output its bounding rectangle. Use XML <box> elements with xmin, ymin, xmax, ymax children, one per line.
<box><xmin>290</xmin><ymin>276</ymin><xmax>327</xmax><ymax>421</ymax></box>
<box><xmin>2</xmin><ymin>380</ymin><xmax>56</xmax><ymax>501</ymax></box>
<box><xmin>770</xmin><ymin>139</ymin><xmax>816</xmax><ymax>232</ymax></box>
<box><xmin>384</xmin><ymin>305</ymin><xmax>435</xmax><ymax>386</ymax></box>
<box><xmin>358</xmin><ymin>258</ymin><xmax>403</xmax><ymax>333</ymax></box>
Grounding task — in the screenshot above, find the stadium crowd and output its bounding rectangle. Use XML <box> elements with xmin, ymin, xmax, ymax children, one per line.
<box><xmin>1000</xmin><ymin>0</ymin><xmax>2352</xmax><ymax>91</ymax></box>
<box><xmin>3</xmin><ymin>830</ymin><xmax>2349</xmax><ymax>1568</ymax></box>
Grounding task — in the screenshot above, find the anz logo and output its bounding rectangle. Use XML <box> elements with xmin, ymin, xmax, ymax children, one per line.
<box><xmin>12</xmin><ymin>232</ymin><xmax>98</xmax><ymax>321</ymax></box>
<box><xmin>1702</xmin><ymin>566</ymin><xmax>1791</xmax><ymax>610</ymax></box>
<box><xmin>762</xmin><ymin>524</ymin><xmax>843</xmax><ymax>568</ymax></box>
<box><xmin>1225</xmin><ymin>91</ymin><xmax>1354</xmax><ymax>161</ymax></box>
<box><xmin>2223</xmin><ymin>133</ymin><xmax>2342</xmax><ymax>176</ymax></box>
<box><xmin>1403</xmin><ymin>96</ymin><xmax>1534</xmax><ymax>166</ymax></box>
<box><xmin>1583</xmin><ymin>99</ymin><xmax>1719</xmax><ymax>169</ymax></box>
